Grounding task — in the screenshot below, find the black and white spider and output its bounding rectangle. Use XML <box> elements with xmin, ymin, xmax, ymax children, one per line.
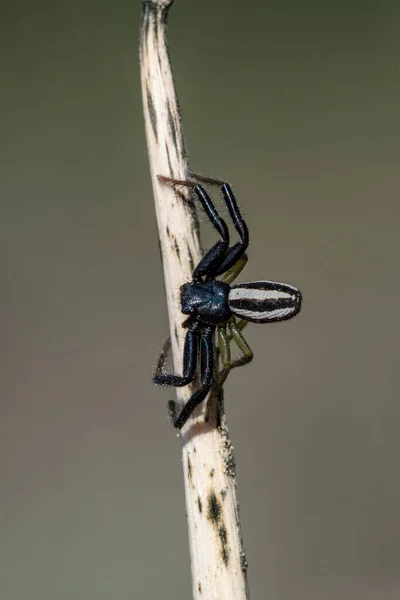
<box><xmin>154</xmin><ymin>174</ymin><xmax>302</xmax><ymax>429</ymax></box>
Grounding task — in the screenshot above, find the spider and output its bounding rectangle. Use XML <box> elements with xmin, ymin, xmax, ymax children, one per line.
<box><xmin>154</xmin><ymin>173</ymin><xmax>302</xmax><ymax>429</ymax></box>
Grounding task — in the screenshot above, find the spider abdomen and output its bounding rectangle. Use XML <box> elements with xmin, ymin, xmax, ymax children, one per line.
<box><xmin>181</xmin><ymin>280</ymin><xmax>232</xmax><ymax>325</ymax></box>
<box><xmin>228</xmin><ymin>281</ymin><xmax>302</xmax><ymax>323</ymax></box>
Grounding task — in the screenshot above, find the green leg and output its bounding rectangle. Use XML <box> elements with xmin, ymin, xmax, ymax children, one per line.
<box><xmin>229</xmin><ymin>317</ymin><xmax>249</xmax><ymax>340</ymax></box>
<box><xmin>218</xmin><ymin>325</ymin><xmax>231</xmax><ymax>385</ymax></box>
<box><xmin>220</xmin><ymin>254</ymin><xmax>248</xmax><ymax>285</ymax></box>
<box><xmin>218</xmin><ymin>318</ymin><xmax>253</xmax><ymax>385</ymax></box>
<box><xmin>224</xmin><ymin>317</ymin><xmax>248</xmax><ymax>343</ymax></box>
<box><xmin>229</xmin><ymin>319</ymin><xmax>254</xmax><ymax>370</ymax></box>
<box><xmin>236</xmin><ymin>318</ymin><xmax>248</xmax><ymax>333</ymax></box>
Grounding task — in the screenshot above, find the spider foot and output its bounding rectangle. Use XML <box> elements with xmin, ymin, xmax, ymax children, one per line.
<box><xmin>158</xmin><ymin>175</ymin><xmax>198</xmax><ymax>190</ymax></box>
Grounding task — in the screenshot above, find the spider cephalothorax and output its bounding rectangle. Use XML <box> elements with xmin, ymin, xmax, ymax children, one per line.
<box><xmin>154</xmin><ymin>174</ymin><xmax>302</xmax><ymax>429</ymax></box>
<box><xmin>181</xmin><ymin>280</ymin><xmax>232</xmax><ymax>324</ymax></box>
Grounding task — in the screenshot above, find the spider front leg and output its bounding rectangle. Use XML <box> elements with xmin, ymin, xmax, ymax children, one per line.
<box><xmin>153</xmin><ymin>321</ymin><xmax>200</xmax><ymax>387</ymax></box>
<box><xmin>173</xmin><ymin>325</ymin><xmax>215</xmax><ymax>429</ymax></box>
<box><xmin>188</xmin><ymin>173</ymin><xmax>249</xmax><ymax>277</ymax></box>
<box><xmin>218</xmin><ymin>318</ymin><xmax>253</xmax><ymax>386</ymax></box>
<box><xmin>158</xmin><ymin>175</ymin><xmax>230</xmax><ymax>280</ymax></box>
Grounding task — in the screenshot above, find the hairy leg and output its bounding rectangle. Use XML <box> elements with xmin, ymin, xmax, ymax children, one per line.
<box><xmin>158</xmin><ymin>175</ymin><xmax>230</xmax><ymax>280</ymax></box>
<box><xmin>173</xmin><ymin>325</ymin><xmax>215</xmax><ymax>429</ymax></box>
<box><xmin>188</xmin><ymin>174</ymin><xmax>249</xmax><ymax>276</ymax></box>
<box><xmin>153</xmin><ymin>321</ymin><xmax>200</xmax><ymax>387</ymax></box>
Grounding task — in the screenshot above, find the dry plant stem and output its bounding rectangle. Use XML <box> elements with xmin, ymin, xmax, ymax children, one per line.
<box><xmin>140</xmin><ymin>2</ymin><xmax>249</xmax><ymax>598</ymax></box>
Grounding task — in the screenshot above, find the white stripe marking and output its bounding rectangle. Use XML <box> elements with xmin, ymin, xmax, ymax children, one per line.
<box><xmin>231</xmin><ymin>306</ymin><xmax>296</xmax><ymax>321</ymax></box>
<box><xmin>229</xmin><ymin>288</ymin><xmax>293</xmax><ymax>302</ymax></box>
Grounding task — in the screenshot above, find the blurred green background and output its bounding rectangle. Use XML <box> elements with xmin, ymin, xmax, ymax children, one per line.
<box><xmin>1</xmin><ymin>1</ymin><xmax>399</xmax><ymax>598</ymax></box>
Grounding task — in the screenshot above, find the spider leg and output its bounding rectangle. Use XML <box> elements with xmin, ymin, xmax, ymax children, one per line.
<box><xmin>218</xmin><ymin>318</ymin><xmax>253</xmax><ymax>385</ymax></box>
<box><xmin>158</xmin><ymin>175</ymin><xmax>230</xmax><ymax>280</ymax></box>
<box><xmin>217</xmin><ymin>325</ymin><xmax>231</xmax><ymax>385</ymax></box>
<box><xmin>227</xmin><ymin>318</ymin><xmax>253</xmax><ymax>371</ymax></box>
<box><xmin>188</xmin><ymin>174</ymin><xmax>249</xmax><ymax>277</ymax></box>
<box><xmin>226</xmin><ymin>317</ymin><xmax>249</xmax><ymax>338</ymax></box>
<box><xmin>173</xmin><ymin>325</ymin><xmax>215</xmax><ymax>429</ymax></box>
<box><xmin>216</xmin><ymin>184</ymin><xmax>249</xmax><ymax>275</ymax></box>
<box><xmin>220</xmin><ymin>253</ymin><xmax>248</xmax><ymax>285</ymax></box>
<box><xmin>153</xmin><ymin>321</ymin><xmax>200</xmax><ymax>387</ymax></box>
<box><xmin>236</xmin><ymin>318</ymin><xmax>249</xmax><ymax>333</ymax></box>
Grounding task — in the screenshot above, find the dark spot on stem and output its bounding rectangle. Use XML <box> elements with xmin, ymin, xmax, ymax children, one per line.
<box><xmin>207</xmin><ymin>489</ymin><xmax>230</xmax><ymax>567</ymax></box>
<box><xmin>197</xmin><ymin>496</ymin><xmax>202</xmax><ymax>513</ymax></box>
<box><xmin>207</xmin><ymin>490</ymin><xmax>221</xmax><ymax>524</ymax></box>
<box><xmin>147</xmin><ymin>88</ymin><xmax>158</xmax><ymax>141</ymax></box>
<box><xmin>240</xmin><ymin>551</ymin><xmax>249</xmax><ymax>573</ymax></box>
<box><xmin>167</xmin><ymin>100</ymin><xmax>177</xmax><ymax>149</ymax></box>
<box><xmin>165</xmin><ymin>143</ymin><xmax>173</xmax><ymax>177</ymax></box>
<box><xmin>174</xmin><ymin>237</ymin><xmax>180</xmax><ymax>259</ymax></box>
<box><xmin>154</xmin><ymin>15</ymin><xmax>159</xmax><ymax>45</ymax></box>
<box><xmin>187</xmin><ymin>244</ymin><xmax>195</xmax><ymax>272</ymax></box>
<box><xmin>219</xmin><ymin>525</ymin><xmax>230</xmax><ymax>566</ymax></box>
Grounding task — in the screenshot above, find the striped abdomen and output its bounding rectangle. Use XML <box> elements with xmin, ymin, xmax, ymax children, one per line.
<box><xmin>228</xmin><ymin>281</ymin><xmax>302</xmax><ymax>323</ymax></box>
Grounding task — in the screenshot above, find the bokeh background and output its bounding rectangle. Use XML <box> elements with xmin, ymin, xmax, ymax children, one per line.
<box><xmin>1</xmin><ymin>1</ymin><xmax>400</xmax><ymax>598</ymax></box>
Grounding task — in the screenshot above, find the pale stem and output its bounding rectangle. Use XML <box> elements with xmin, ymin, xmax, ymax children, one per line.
<box><xmin>140</xmin><ymin>2</ymin><xmax>249</xmax><ymax>598</ymax></box>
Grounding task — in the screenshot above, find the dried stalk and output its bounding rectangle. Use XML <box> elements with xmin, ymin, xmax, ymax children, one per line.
<box><xmin>140</xmin><ymin>2</ymin><xmax>249</xmax><ymax>598</ymax></box>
